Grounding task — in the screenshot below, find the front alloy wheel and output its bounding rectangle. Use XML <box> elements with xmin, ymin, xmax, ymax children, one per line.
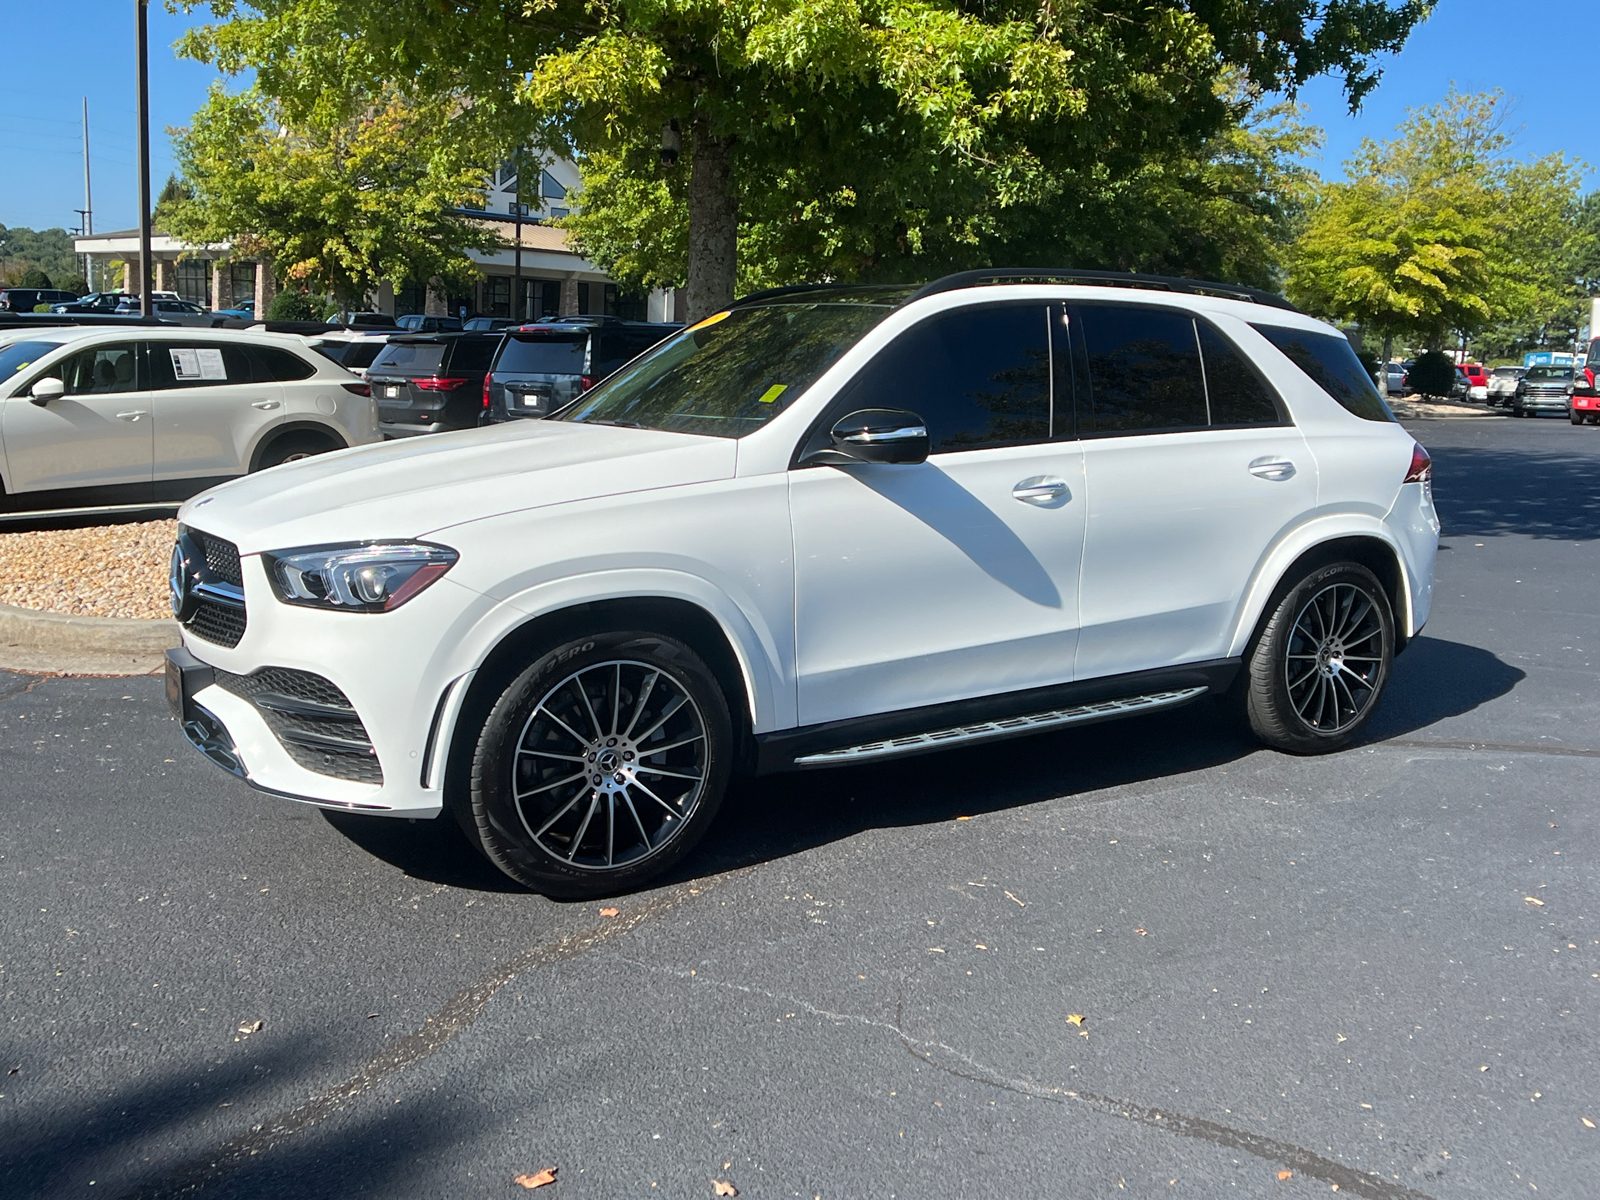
<box><xmin>1243</xmin><ymin>562</ymin><xmax>1394</xmax><ymax>754</ymax></box>
<box><xmin>462</xmin><ymin>631</ymin><xmax>732</xmax><ymax>897</ymax></box>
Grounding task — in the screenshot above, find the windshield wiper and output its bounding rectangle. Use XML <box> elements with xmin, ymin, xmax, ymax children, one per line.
<box><xmin>584</xmin><ymin>418</ymin><xmax>644</xmax><ymax>428</ymax></box>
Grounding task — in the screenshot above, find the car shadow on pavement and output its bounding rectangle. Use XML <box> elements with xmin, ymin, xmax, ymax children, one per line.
<box><xmin>318</xmin><ymin>809</ymin><xmax>527</xmax><ymax>894</ymax></box>
<box><xmin>1430</xmin><ymin>443</ymin><xmax>1600</xmax><ymax>540</ymax></box>
<box><xmin>687</xmin><ymin>634</ymin><xmax>1524</xmax><ymax>884</ymax></box>
<box><xmin>0</xmin><ymin>1032</ymin><xmax>474</xmax><ymax>1200</ymax></box>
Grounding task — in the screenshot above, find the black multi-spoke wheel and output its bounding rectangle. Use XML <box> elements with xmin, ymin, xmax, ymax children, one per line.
<box><xmin>462</xmin><ymin>631</ymin><xmax>733</xmax><ymax>897</ymax></box>
<box><xmin>1243</xmin><ymin>562</ymin><xmax>1395</xmax><ymax>754</ymax></box>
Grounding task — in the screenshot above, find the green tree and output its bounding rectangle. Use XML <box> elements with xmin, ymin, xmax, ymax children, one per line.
<box><xmin>1288</xmin><ymin>90</ymin><xmax>1588</xmax><ymax>381</ymax></box>
<box><xmin>165</xmin><ymin>86</ymin><xmax>503</xmax><ymax>320</ymax></box>
<box><xmin>0</xmin><ymin>225</ymin><xmax>80</xmax><ymax>286</ymax></box>
<box><xmin>180</xmin><ymin>0</ymin><xmax>1429</xmax><ymax>321</ymax></box>
<box><xmin>18</xmin><ymin>267</ymin><xmax>52</xmax><ymax>289</ymax></box>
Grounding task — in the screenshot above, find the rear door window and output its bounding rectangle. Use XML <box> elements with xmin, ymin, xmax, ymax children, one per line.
<box><xmin>496</xmin><ymin>335</ymin><xmax>588</xmax><ymax>375</ymax></box>
<box><xmin>1251</xmin><ymin>324</ymin><xmax>1394</xmax><ymax>422</ymax></box>
<box><xmin>148</xmin><ymin>342</ymin><xmax>251</xmax><ymax>389</ymax></box>
<box><xmin>370</xmin><ymin>342</ymin><xmax>447</xmax><ymax>374</ymax></box>
<box><xmin>54</xmin><ymin>343</ymin><xmax>142</xmax><ymax>394</ymax></box>
<box><xmin>1073</xmin><ymin>304</ymin><xmax>1208</xmax><ymax>434</ymax></box>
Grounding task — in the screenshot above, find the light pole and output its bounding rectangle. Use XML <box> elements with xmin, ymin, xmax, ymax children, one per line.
<box><xmin>135</xmin><ymin>0</ymin><xmax>153</xmax><ymax>317</ymax></box>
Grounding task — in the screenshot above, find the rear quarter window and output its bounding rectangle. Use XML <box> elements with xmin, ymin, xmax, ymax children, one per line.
<box><xmin>1250</xmin><ymin>325</ymin><xmax>1394</xmax><ymax>423</ymax></box>
<box><xmin>447</xmin><ymin>337</ymin><xmax>500</xmax><ymax>373</ymax></box>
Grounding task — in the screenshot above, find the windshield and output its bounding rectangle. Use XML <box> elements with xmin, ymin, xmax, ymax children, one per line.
<box><xmin>556</xmin><ymin>302</ymin><xmax>894</xmax><ymax>437</ymax></box>
<box><xmin>0</xmin><ymin>340</ymin><xmax>62</xmax><ymax>385</ymax></box>
<box><xmin>1525</xmin><ymin>366</ymin><xmax>1572</xmax><ymax>381</ymax></box>
<box><xmin>498</xmin><ymin>335</ymin><xmax>587</xmax><ymax>374</ymax></box>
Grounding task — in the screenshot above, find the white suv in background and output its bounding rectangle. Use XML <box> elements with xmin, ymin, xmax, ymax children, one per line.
<box><xmin>0</xmin><ymin>327</ymin><xmax>379</xmax><ymax>518</ymax></box>
<box><xmin>165</xmin><ymin>271</ymin><xmax>1439</xmax><ymax>898</ymax></box>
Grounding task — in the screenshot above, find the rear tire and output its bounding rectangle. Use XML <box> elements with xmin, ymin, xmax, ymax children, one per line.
<box><xmin>460</xmin><ymin>630</ymin><xmax>733</xmax><ymax>898</ymax></box>
<box><xmin>1244</xmin><ymin>563</ymin><xmax>1395</xmax><ymax>755</ymax></box>
<box><xmin>255</xmin><ymin>430</ymin><xmax>341</xmax><ymax>470</ymax></box>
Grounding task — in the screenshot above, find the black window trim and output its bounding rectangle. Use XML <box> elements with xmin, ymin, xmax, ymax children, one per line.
<box><xmin>1068</xmin><ymin>299</ymin><xmax>1292</xmax><ymax>438</ymax></box>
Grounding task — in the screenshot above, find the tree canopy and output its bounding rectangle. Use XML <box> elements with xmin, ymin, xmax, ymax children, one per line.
<box><xmin>180</xmin><ymin>0</ymin><xmax>1429</xmax><ymax>319</ymax></box>
<box><xmin>1287</xmin><ymin>90</ymin><xmax>1590</xmax><ymax>353</ymax></box>
<box><xmin>164</xmin><ymin>86</ymin><xmax>502</xmax><ymax>316</ymax></box>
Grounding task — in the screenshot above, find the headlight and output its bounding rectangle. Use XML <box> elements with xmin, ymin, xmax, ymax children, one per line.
<box><xmin>263</xmin><ymin>542</ymin><xmax>457</xmax><ymax>612</ymax></box>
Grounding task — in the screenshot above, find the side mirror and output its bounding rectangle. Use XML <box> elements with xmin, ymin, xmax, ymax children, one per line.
<box><xmin>804</xmin><ymin>408</ymin><xmax>929</xmax><ymax>466</ymax></box>
<box><xmin>29</xmin><ymin>376</ymin><xmax>65</xmax><ymax>406</ymax></box>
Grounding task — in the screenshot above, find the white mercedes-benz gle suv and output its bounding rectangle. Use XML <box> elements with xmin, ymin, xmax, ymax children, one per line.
<box><xmin>165</xmin><ymin>271</ymin><xmax>1439</xmax><ymax>898</ymax></box>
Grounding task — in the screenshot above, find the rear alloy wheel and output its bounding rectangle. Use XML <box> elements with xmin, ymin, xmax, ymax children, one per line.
<box><xmin>1244</xmin><ymin>563</ymin><xmax>1394</xmax><ymax>754</ymax></box>
<box><xmin>256</xmin><ymin>432</ymin><xmax>340</xmax><ymax>470</ymax></box>
<box><xmin>463</xmin><ymin>631</ymin><xmax>733</xmax><ymax>897</ymax></box>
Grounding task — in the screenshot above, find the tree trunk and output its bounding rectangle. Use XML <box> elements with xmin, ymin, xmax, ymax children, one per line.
<box><xmin>686</xmin><ymin>116</ymin><xmax>737</xmax><ymax>323</ymax></box>
<box><xmin>1378</xmin><ymin>332</ymin><xmax>1393</xmax><ymax>398</ymax></box>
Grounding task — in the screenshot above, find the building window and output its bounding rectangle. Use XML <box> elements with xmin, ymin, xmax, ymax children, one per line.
<box><xmin>540</xmin><ymin>170</ymin><xmax>567</xmax><ymax>201</ymax></box>
<box><xmin>485</xmin><ymin>275</ymin><xmax>511</xmax><ymax>318</ymax></box>
<box><xmin>174</xmin><ymin>258</ymin><xmax>210</xmax><ymax>307</ymax></box>
<box><xmin>227</xmin><ymin>263</ymin><xmax>257</xmax><ymax>310</ymax></box>
<box><xmin>395</xmin><ymin>282</ymin><xmax>426</xmax><ymax>316</ymax></box>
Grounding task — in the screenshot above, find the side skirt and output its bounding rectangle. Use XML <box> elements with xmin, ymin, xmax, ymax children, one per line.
<box><xmin>753</xmin><ymin>659</ymin><xmax>1240</xmax><ymax>774</ymax></box>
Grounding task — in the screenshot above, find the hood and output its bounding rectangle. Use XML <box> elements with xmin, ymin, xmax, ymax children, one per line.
<box><xmin>177</xmin><ymin>420</ymin><xmax>739</xmax><ymax>555</ymax></box>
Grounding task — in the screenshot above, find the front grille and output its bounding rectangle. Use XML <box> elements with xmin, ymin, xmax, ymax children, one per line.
<box><xmin>195</xmin><ymin>529</ymin><xmax>242</xmax><ymax>586</ymax></box>
<box><xmin>215</xmin><ymin>667</ymin><xmax>383</xmax><ymax>785</ymax></box>
<box><xmin>181</xmin><ymin>528</ymin><xmax>247</xmax><ymax>648</ymax></box>
<box><xmin>188</xmin><ymin>599</ymin><xmax>248</xmax><ymax>648</ymax></box>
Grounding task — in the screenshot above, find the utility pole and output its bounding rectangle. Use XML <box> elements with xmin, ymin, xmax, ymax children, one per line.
<box><xmin>82</xmin><ymin>97</ymin><xmax>94</xmax><ymax>290</ymax></box>
<box><xmin>135</xmin><ymin>0</ymin><xmax>153</xmax><ymax>317</ymax></box>
<box><xmin>512</xmin><ymin>152</ymin><xmax>524</xmax><ymax>323</ymax></box>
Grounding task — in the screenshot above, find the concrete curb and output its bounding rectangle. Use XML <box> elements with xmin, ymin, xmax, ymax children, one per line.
<box><xmin>0</xmin><ymin>602</ymin><xmax>178</xmax><ymax>677</ymax></box>
<box><xmin>1390</xmin><ymin>400</ymin><xmax>1499</xmax><ymax>420</ymax></box>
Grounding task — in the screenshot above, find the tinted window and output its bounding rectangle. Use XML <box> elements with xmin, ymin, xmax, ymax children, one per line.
<box><xmin>342</xmin><ymin>342</ymin><xmax>383</xmax><ymax>370</ymax></box>
<box><xmin>832</xmin><ymin>304</ymin><xmax>1051</xmax><ymax>452</ymax></box>
<box><xmin>560</xmin><ymin>302</ymin><xmax>891</xmax><ymax>438</ymax></box>
<box><xmin>497</xmin><ymin>335</ymin><xmax>587</xmax><ymax>375</ymax></box>
<box><xmin>248</xmin><ymin>345</ymin><xmax>317</xmax><ymax>381</ymax></box>
<box><xmin>371</xmin><ymin>342</ymin><xmax>447</xmax><ymax>374</ymax></box>
<box><xmin>149</xmin><ymin>342</ymin><xmax>251</xmax><ymax>388</ymax></box>
<box><xmin>1251</xmin><ymin>325</ymin><xmax>1394</xmax><ymax>422</ymax></box>
<box><xmin>447</xmin><ymin>337</ymin><xmax>499</xmax><ymax>373</ymax></box>
<box><xmin>1076</xmin><ymin>304</ymin><xmax>1208</xmax><ymax>434</ymax></box>
<box><xmin>1196</xmin><ymin>322</ymin><xmax>1283</xmax><ymax>425</ymax></box>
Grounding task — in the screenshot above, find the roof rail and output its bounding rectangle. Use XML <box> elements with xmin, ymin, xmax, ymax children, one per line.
<box><xmin>907</xmin><ymin>268</ymin><xmax>1301</xmax><ymax>313</ymax></box>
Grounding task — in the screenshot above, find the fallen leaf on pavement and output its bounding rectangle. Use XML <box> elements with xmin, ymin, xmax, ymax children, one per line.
<box><xmin>1277</xmin><ymin>1169</ymin><xmax>1292</xmax><ymax>1181</ymax></box>
<box><xmin>237</xmin><ymin>1020</ymin><xmax>263</xmax><ymax>1035</ymax></box>
<box><xmin>1066</xmin><ymin>1013</ymin><xmax>1086</xmax><ymax>1027</ymax></box>
<box><xmin>1525</xmin><ymin>897</ymin><xmax>1545</xmax><ymax>906</ymax></box>
<box><xmin>712</xmin><ymin>1179</ymin><xmax>738</xmax><ymax>1196</ymax></box>
<box><xmin>1583</xmin><ymin>1117</ymin><xmax>1595</xmax><ymax>1129</ymax></box>
<box><xmin>1135</xmin><ymin>928</ymin><xmax>1148</xmax><ymax>936</ymax></box>
<box><xmin>514</xmin><ymin>1168</ymin><xmax>557</xmax><ymax>1189</ymax></box>
<box><xmin>599</xmin><ymin>908</ymin><xmax>619</xmax><ymax>917</ymax></box>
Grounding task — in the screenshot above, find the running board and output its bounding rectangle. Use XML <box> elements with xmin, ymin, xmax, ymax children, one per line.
<box><xmin>792</xmin><ymin>687</ymin><xmax>1208</xmax><ymax>766</ymax></box>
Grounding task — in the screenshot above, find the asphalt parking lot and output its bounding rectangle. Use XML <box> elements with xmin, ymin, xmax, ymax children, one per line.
<box><xmin>3</xmin><ymin>414</ymin><xmax>1598</xmax><ymax>1200</ymax></box>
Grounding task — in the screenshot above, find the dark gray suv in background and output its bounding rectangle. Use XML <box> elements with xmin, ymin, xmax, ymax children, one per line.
<box><xmin>482</xmin><ymin>316</ymin><xmax>679</xmax><ymax>422</ymax></box>
<box><xmin>368</xmin><ymin>332</ymin><xmax>502</xmax><ymax>436</ymax></box>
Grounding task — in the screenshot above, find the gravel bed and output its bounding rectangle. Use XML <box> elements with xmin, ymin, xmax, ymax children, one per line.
<box><xmin>0</xmin><ymin>519</ymin><xmax>177</xmax><ymax>620</ymax></box>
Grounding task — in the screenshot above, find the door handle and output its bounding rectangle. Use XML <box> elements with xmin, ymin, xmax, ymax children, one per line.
<box><xmin>251</xmin><ymin>400</ymin><xmax>280</xmax><ymax>410</ymax></box>
<box><xmin>1011</xmin><ymin>476</ymin><xmax>1072</xmax><ymax>506</ymax></box>
<box><xmin>1248</xmin><ymin>457</ymin><xmax>1296</xmax><ymax>481</ymax></box>
<box><xmin>115</xmin><ymin>410</ymin><xmax>148</xmax><ymax>422</ymax></box>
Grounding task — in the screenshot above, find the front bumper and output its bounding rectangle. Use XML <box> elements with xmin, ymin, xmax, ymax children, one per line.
<box><xmin>1517</xmin><ymin>393</ymin><xmax>1569</xmax><ymax>411</ymax></box>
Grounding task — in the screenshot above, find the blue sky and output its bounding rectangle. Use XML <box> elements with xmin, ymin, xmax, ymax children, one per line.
<box><xmin>0</xmin><ymin>0</ymin><xmax>1593</xmax><ymax>236</ymax></box>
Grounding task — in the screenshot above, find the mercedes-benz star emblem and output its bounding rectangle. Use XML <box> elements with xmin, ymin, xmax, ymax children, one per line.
<box><xmin>169</xmin><ymin>542</ymin><xmax>196</xmax><ymax>621</ymax></box>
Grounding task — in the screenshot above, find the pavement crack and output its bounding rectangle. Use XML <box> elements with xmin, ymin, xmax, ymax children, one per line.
<box><xmin>0</xmin><ymin>672</ymin><xmax>47</xmax><ymax>703</ymax></box>
<box><xmin>616</xmin><ymin>959</ymin><xmax>1437</xmax><ymax>1200</ymax></box>
<box><xmin>116</xmin><ymin>873</ymin><xmax>731</xmax><ymax>1200</ymax></box>
<box><xmin>1380</xmin><ymin>736</ymin><xmax>1600</xmax><ymax>759</ymax></box>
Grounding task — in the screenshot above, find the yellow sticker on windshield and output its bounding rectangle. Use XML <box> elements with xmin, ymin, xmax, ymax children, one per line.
<box><xmin>688</xmin><ymin>310</ymin><xmax>732</xmax><ymax>332</ymax></box>
<box><xmin>757</xmin><ymin>383</ymin><xmax>788</xmax><ymax>404</ymax></box>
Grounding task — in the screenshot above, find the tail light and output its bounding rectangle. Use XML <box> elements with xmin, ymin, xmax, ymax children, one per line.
<box><xmin>340</xmin><ymin>382</ymin><xmax>371</xmax><ymax>397</ymax></box>
<box><xmin>414</xmin><ymin>377</ymin><xmax>468</xmax><ymax>392</ymax></box>
<box><xmin>1403</xmin><ymin>442</ymin><xmax>1432</xmax><ymax>483</ymax></box>
<box><xmin>580</xmin><ymin>375</ymin><xmax>593</xmax><ymax>392</ymax></box>
<box><xmin>483</xmin><ymin>373</ymin><xmax>492</xmax><ymax>409</ymax></box>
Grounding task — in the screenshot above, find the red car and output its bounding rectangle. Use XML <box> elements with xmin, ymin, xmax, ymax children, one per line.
<box><xmin>1572</xmin><ymin>339</ymin><xmax>1600</xmax><ymax>425</ymax></box>
<box><xmin>1461</xmin><ymin>363</ymin><xmax>1489</xmax><ymax>395</ymax></box>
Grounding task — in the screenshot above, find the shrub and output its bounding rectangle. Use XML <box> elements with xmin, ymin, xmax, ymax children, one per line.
<box><xmin>18</xmin><ymin>267</ymin><xmax>52</xmax><ymax>289</ymax></box>
<box><xmin>265</xmin><ymin>289</ymin><xmax>323</xmax><ymax>320</ymax></box>
<box><xmin>1407</xmin><ymin>350</ymin><xmax>1457</xmax><ymax>398</ymax></box>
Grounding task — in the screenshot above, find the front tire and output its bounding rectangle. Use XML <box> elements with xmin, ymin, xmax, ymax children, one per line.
<box><xmin>1244</xmin><ymin>563</ymin><xmax>1395</xmax><ymax>755</ymax></box>
<box><xmin>461</xmin><ymin>630</ymin><xmax>733</xmax><ymax>898</ymax></box>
